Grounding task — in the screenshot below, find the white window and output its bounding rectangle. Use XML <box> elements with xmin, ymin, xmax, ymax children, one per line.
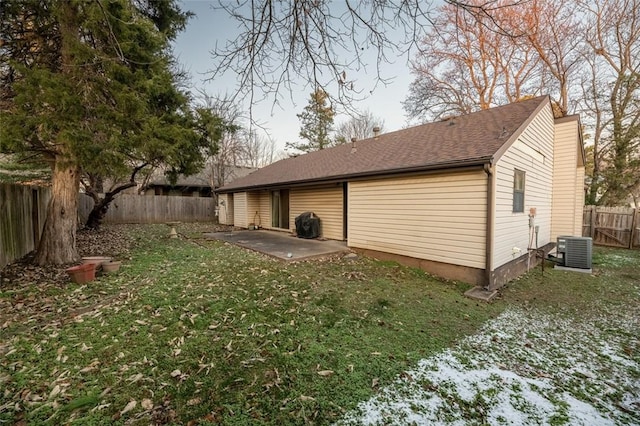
<box><xmin>513</xmin><ymin>170</ymin><xmax>525</xmax><ymax>213</ymax></box>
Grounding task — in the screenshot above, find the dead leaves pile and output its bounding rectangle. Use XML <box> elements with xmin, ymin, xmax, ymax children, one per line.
<box><xmin>1</xmin><ymin>224</ymin><xmax>135</xmax><ymax>289</ymax></box>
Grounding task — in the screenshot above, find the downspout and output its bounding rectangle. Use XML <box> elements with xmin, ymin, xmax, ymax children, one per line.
<box><xmin>483</xmin><ymin>162</ymin><xmax>494</xmax><ymax>289</ymax></box>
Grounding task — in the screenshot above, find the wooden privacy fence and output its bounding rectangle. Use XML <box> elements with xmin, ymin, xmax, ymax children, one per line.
<box><xmin>79</xmin><ymin>193</ymin><xmax>215</xmax><ymax>224</ymax></box>
<box><xmin>1</xmin><ymin>186</ymin><xmax>215</xmax><ymax>269</ymax></box>
<box><xmin>0</xmin><ymin>183</ymin><xmax>51</xmax><ymax>269</ymax></box>
<box><xmin>583</xmin><ymin>206</ymin><xmax>639</xmax><ymax>249</ymax></box>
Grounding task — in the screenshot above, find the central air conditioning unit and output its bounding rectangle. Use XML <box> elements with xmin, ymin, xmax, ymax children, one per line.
<box><xmin>556</xmin><ymin>236</ymin><xmax>592</xmax><ymax>269</ymax></box>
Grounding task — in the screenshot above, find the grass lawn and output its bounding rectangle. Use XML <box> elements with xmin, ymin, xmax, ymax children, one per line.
<box><xmin>0</xmin><ymin>224</ymin><xmax>638</xmax><ymax>425</ymax></box>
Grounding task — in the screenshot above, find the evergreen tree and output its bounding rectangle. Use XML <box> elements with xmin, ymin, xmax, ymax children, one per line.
<box><xmin>0</xmin><ymin>0</ymin><xmax>205</xmax><ymax>264</ymax></box>
<box><xmin>287</xmin><ymin>89</ymin><xmax>335</xmax><ymax>153</ymax></box>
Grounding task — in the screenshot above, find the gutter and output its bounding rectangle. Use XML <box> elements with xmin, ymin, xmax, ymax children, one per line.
<box><xmin>483</xmin><ymin>162</ymin><xmax>494</xmax><ymax>289</ymax></box>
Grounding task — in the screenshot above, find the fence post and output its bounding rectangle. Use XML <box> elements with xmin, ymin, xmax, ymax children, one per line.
<box><xmin>590</xmin><ymin>205</ymin><xmax>597</xmax><ymax>238</ymax></box>
<box><xmin>630</xmin><ymin>208</ymin><xmax>638</xmax><ymax>249</ymax></box>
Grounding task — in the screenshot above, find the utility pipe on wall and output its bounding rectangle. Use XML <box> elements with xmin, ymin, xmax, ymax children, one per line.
<box><xmin>483</xmin><ymin>163</ymin><xmax>494</xmax><ymax>289</ymax></box>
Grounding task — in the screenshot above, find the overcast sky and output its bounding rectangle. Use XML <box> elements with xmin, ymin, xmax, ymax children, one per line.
<box><xmin>172</xmin><ymin>0</ymin><xmax>416</xmax><ymax>152</ymax></box>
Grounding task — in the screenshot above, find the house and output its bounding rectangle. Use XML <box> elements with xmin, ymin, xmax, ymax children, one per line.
<box><xmin>216</xmin><ymin>96</ymin><xmax>585</xmax><ymax>289</ymax></box>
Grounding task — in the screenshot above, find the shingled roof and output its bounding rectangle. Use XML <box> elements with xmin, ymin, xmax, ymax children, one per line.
<box><xmin>218</xmin><ymin>96</ymin><xmax>550</xmax><ymax>193</ymax></box>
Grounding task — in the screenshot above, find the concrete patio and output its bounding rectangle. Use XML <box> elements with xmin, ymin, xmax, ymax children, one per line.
<box><xmin>204</xmin><ymin>230</ymin><xmax>349</xmax><ymax>260</ymax></box>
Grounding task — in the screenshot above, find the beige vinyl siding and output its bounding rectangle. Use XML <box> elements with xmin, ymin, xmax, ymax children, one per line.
<box><xmin>258</xmin><ymin>191</ymin><xmax>271</xmax><ymax>229</ymax></box>
<box><xmin>574</xmin><ymin>166</ymin><xmax>585</xmax><ymax>235</ymax></box>
<box><xmin>242</xmin><ymin>191</ymin><xmax>271</xmax><ymax>228</ymax></box>
<box><xmin>348</xmin><ymin>171</ymin><xmax>487</xmax><ymax>269</ymax></box>
<box><xmin>227</xmin><ymin>194</ymin><xmax>234</xmax><ymax>225</ymax></box>
<box><xmin>289</xmin><ymin>185</ymin><xmax>344</xmax><ymax>240</ymax></box>
<box><xmin>551</xmin><ymin>119</ymin><xmax>582</xmax><ymax>240</ymax></box>
<box><xmin>246</xmin><ymin>192</ymin><xmax>261</xmax><ymax>226</ymax></box>
<box><xmin>493</xmin><ymin>105</ymin><xmax>555</xmax><ymax>269</ymax></box>
<box><xmin>233</xmin><ymin>192</ymin><xmax>248</xmax><ymax>228</ymax></box>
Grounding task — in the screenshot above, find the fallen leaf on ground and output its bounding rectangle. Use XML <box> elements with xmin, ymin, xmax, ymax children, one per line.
<box><xmin>48</xmin><ymin>385</ymin><xmax>61</xmax><ymax>399</ymax></box>
<box><xmin>187</xmin><ymin>397</ymin><xmax>201</xmax><ymax>406</ymax></box>
<box><xmin>120</xmin><ymin>400</ymin><xmax>136</xmax><ymax>415</ymax></box>
<box><xmin>299</xmin><ymin>395</ymin><xmax>316</xmax><ymax>401</ymax></box>
<box><xmin>128</xmin><ymin>373</ymin><xmax>143</xmax><ymax>383</ymax></box>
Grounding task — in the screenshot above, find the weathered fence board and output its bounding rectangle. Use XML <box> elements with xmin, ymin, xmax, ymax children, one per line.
<box><xmin>583</xmin><ymin>206</ymin><xmax>639</xmax><ymax>249</ymax></box>
<box><xmin>0</xmin><ymin>184</ymin><xmax>51</xmax><ymax>269</ymax></box>
<box><xmin>79</xmin><ymin>194</ymin><xmax>215</xmax><ymax>224</ymax></box>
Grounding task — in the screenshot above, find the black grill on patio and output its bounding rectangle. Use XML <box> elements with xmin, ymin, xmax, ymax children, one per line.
<box><xmin>294</xmin><ymin>212</ymin><xmax>320</xmax><ymax>239</ymax></box>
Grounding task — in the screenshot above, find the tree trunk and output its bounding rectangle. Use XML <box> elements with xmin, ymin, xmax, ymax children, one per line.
<box><xmin>85</xmin><ymin>181</ymin><xmax>137</xmax><ymax>229</ymax></box>
<box><xmin>85</xmin><ymin>200</ymin><xmax>108</xmax><ymax>230</ymax></box>
<box><xmin>35</xmin><ymin>161</ymin><xmax>80</xmax><ymax>265</ymax></box>
<box><xmin>34</xmin><ymin>1</ymin><xmax>81</xmax><ymax>265</ymax></box>
<box><xmin>85</xmin><ymin>192</ymin><xmax>117</xmax><ymax>230</ymax></box>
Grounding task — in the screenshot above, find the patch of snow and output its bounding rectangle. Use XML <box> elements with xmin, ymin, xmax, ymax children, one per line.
<box><xmin>600</xmin><ymin>342</ymin><xmax>637</xmax><ymax>368</ymax></box>
<box><xmin>338</xmin><ymin>306</ymin><xmax>640</xmax><ymax>426</ymax></box>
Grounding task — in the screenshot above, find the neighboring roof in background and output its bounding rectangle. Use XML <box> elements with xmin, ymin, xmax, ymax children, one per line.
<box><xmin>218</xmin><ymin>96</ymin><xmax>551</xmax><ymax>193</ymax></box>
<box><xmin>149</xmin><ymin>163</ymin><xmax>257</xmax><ymax>188</ymax></box>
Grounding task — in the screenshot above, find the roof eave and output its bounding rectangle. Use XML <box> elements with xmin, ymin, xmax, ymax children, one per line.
<box><xmin>216</xmin><ymin>158</ymin><xmax>491</xmax><ymax>193</ymax></box>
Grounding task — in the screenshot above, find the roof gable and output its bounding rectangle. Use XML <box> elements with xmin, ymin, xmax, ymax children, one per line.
<box><xmin>219</xmin><ymin>96</ymin><xmax>551</xmax><ymax>192</ymax></box>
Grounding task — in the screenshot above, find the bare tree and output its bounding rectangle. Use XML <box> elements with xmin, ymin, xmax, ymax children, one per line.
<box><xmin>334</xmin><ymin>110</ymin><xmax>385</xmax><ymax>143</ymax></box>
<box><xmin>194</xmin><ymin>93</ymin><xmax>245</xmax><ymax>189</ymax></box>
<box><xmin>579</xmin><ymin>41</ymin><xmax>613</xmax><ymax>206</ymax></box>
<box><xmin>242</xmin><ymin>132</ymin><xmax>282</xmax><ymax>168</ymax></box>
<box><xmin>208</xmin><ymin>0</ymin><xmax>526</xmax><ymax>111</ymax></box>
<box><xmin>404</xmin><ymin>1</ymin><xmax>543</xmax><ymax>121</ymax></box>
<box><xmin>511</xmin><ymin>0</ymin><xmax>584</xmax><ymax>115</ymax></box>
<box><xmin>579</xmin><ymin>0</ymin><xmax>640</xmax><ymax>206</ymax></box>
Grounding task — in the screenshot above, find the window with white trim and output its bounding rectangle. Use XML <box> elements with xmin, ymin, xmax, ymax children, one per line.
<box><xmin>513</xmin><ymin>169</ymin><xmax>525</xmax><ymax>213</ymax></box>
